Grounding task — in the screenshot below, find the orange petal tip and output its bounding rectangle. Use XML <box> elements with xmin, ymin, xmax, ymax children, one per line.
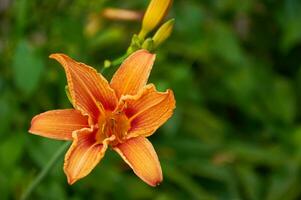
<box><xmin>49</xmin><ymin>53</ymin><xmax>62</xmax><ymax>59</ymax></box>
<box><xmin>114</xmin><ymin>137</ymin><xmax>163</xmax><ymax>187</ymax></box>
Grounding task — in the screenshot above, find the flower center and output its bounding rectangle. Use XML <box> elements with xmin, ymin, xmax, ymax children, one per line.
<box><xmin>96</xmin><ymin>111</ymin><xmax>130</xmax><ymax>145</ymax></box>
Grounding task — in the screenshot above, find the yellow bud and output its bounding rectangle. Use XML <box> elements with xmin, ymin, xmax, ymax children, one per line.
<box><xmin>152</xmin><ymin>19</ymin><xmax>174</xmax><ymax>49</ymax></box>
<box><xmin>84</xmin><ymin>13</ymin><xmax>102</xmax><ymax>37</ymax></box>
<box><xmin>102</xmin><ymin>8</ymin><xmax>142</xmax><ymax>21</ymax></box>
<box><xmin>139</xmin><ymin>0</ymin><xmax>173</xmax><ymax>39</ymax></box>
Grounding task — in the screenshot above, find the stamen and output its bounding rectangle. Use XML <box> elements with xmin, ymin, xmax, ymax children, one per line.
<box><xmin>96</xmin><ymin>111</ymin><xmax>130</xmax><ymax>145</ymax></box>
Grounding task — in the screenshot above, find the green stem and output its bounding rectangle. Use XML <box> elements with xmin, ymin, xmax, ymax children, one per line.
<box><xmin>111</xmin><ymin>54</ymin><xmax>129</xmax><ymax>67</ymax></box>
<box><xmin>101</xmin><ymin>53</ymin><xmax>130</xmax><ymax>73</ymax></box>
<box><xmin>21</xmin><ymin>141</ymin><xmax>71</xmax><ymax>200</ymax></box>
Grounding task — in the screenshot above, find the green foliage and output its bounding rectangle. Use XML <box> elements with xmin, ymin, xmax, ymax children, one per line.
<box><xmin>1</xmin><ymin>0</ymin><xmax>301</xmax><ymax>199</ymax></box>
<box><xmin>13</xmin><ymin>40</ymin><xmax>44</xmax><ymax>96</ymax></box>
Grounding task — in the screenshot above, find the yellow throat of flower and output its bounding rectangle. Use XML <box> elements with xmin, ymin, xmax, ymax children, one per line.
<box><xmin>96</xmin><ymin>111</ymin><xmax>130</xmax><ymax>145</ymax></box>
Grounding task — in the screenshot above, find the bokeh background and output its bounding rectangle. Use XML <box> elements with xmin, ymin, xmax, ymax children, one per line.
<box><xmin>1</xmin><ymin>0</ymin><xmax>301</xmax><ymax>199</ymax></box>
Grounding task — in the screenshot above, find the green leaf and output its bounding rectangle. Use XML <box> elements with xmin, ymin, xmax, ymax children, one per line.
<box><xmin>278</xmin><ymin>0</ymin><xmax>301</xmax><ymax>51</ymax></box>
<box><xmin>13</xmin><ymin>40</ymin><xmax>44</xmax><ymax>96</ymax></box>
<box><xmin>266</xmin><ymin>162</ymin><xmax>300</xmax><ymax>200</ymax></box>
<box><xmin>164</xmin><ymin>163</ymin><xmax>217</xmax><ymax>200</ymax></box>
<box><xmin>236</xmin><ymin>165</ymin><xmax>261</xmax><ymax>200</ymax></box>
<box><xmin>0</xmin><ymin>134</ymin><xmax>25</xmax><ymax>170</ymax></box>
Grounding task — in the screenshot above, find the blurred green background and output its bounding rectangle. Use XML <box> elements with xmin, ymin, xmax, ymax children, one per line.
<box><xmin>1</xmin><ymin>0</ymin><xmax>301</xmax><ymax>199</ymax></box>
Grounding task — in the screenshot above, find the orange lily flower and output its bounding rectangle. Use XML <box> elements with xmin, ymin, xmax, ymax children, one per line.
<box><xmin>29</xmin><ymin>50</ymin><xmax>175</xmax><ymax>186</ymax></box>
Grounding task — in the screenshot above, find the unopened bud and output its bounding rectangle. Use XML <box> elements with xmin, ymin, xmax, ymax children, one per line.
<box><xmin>102</xmin><ymin>8</ymin><xmax>142</xmax><ymax>21</ymax></box>
<box><xmin>152</xmin><ymin>18</ymin><xmax>174</xmax><ymax>49</ymax></box>
<box><xmin>142</xmin><ymin>38</ymin><xmax>154</xmax><ymax>51</ymax></box>
<box><xmin>84</xmin><ymin>14</ymin><xmax>102</xmax><ymax>37</ymax></box>
<box><xmin>139</xmin><ymin>0</ymin><xmax>173</xmax><ymax>39</ymax></box>
<box><xmin>104</xmin><ymin>60</ymin><xmax>112</xmax><ymax>68</ymax></box>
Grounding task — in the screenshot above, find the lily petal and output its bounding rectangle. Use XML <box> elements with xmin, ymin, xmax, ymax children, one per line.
<box><xmin>120</xmin><ymin>84</ymin><xmax>175</xmax><ymax>138</ymax></box>
<box><xmin>114</xmin><ymin>137</ymin><xmax>162</xmax><ymax>186</ymax></box>
<box><xmin>29</xmin><ymin>109</ymin><xmax>89</xmax><ymax>140</ymax></box>
<box><xmin>50</xmin><ymin>54</ymin><xmax>117</xmax><ymax>121</ymax></box>
<box><xmin>64</xmin><ymin>129</ymin><xmax>114</xmax><ymax>184</ymax></box>
<box><xmin>110</xmin><ymin>50</ymin><xmax>155</xmax><ymax>98</ymax></box>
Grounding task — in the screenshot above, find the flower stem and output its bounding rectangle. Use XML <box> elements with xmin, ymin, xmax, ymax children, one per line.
<box><xmin>101</xmin><ymin>53</ymin><xmax>129</xmax><ymax>73</ymax></box>
<box><xmin>21</xmin><ymin>141</ymin><xmax>71</xmax><ymax>200</ymax></box>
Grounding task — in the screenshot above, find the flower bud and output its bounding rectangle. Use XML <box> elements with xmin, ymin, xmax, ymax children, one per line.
<box><xmin>152</xmin><ymin>18</ymin><xmax>174</xmax><ymax>49</ymax></box>
<box><xmin>102</xmin><ymin>8</ymin><xmax>142</xmax><ymax>21</ymax></box>
<box><xmin>139</xmin><ymin>0</ymin><xmax>173</xmax><ymax>39</ymax></box>
<box><xmin>84</xmin><ymin>13</ymin><xmax>102</xmax><ymax>37</ymax></box>
<box><xmin>104</xmin><ymin>60</ymin><xmax>112</xmax><ymax>68</ymax></box>
<box><xmin>142</xmin><ymin>38</ymin><xmax>154</xmax><ymax>51</ymax></box>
